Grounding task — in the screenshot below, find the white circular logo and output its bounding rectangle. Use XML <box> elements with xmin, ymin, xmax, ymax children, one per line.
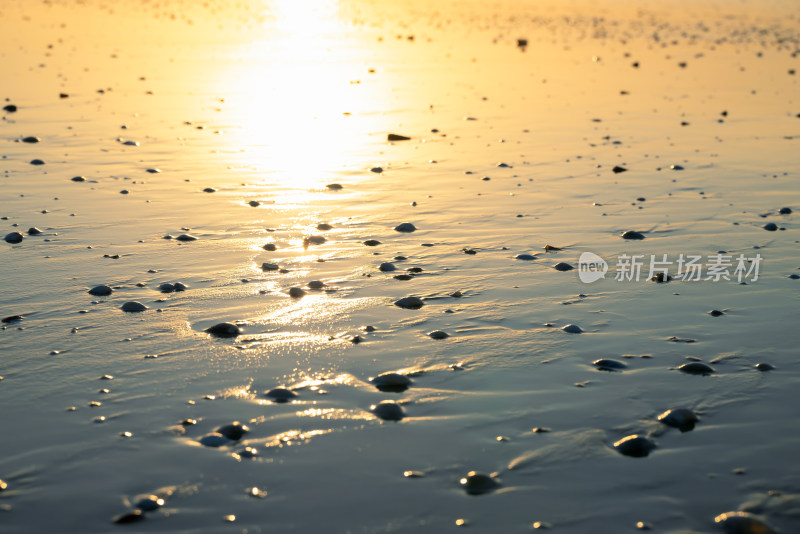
<box><xmin>578</xmin><ymin>252</ymin><xmax>608</xmax><ymax>283</ymax></box>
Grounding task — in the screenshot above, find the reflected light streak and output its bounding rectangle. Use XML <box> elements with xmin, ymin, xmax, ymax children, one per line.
<box><xmin>223</xmin><ymin>0</ymin><xmax>382</xmax><ymax>189</ymax></box>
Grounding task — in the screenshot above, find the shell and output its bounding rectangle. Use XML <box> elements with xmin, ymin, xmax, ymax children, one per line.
<box><xmin>370</xmin><ymin>400</ymin><xmax>405</xmax><ymax>421</ymax></box>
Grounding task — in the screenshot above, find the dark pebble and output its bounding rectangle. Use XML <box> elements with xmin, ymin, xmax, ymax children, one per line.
<box><xmin>515</xmin><ymin>254</ymin><xmax>537</xmax><ymax>261</ymax></box>
<box><xmin>307</xmin><ymin>280</ymin><xmax>325</xmax><ymax>289</ymax></box>
<box><xmin>370</xmin><ymin>167</ymin><xmax>383</xmax><ymax>173</ymax></box>
<box><xmin>394</xmin><ymin>222</ymin><xmax>416</xmax><ymax>232</ymax></box>
<box><xmin>613</xmin><ymin>435</ymin><xmax>656</xmax><ymax>458</ymax></box>
<box><xmin>678</xmin><ymin>362</ymin><xmax>715</xmax><ymax>375</ymax></box>
<box><xmin>216</xmin><ymin>421</ymin><xmax>250</xmax><ymax>440</ymax></box>
<box><xmin>261</xmin><ymin>262</ymin><xmax>279</xmax><ymax>271</ymax></box>
<box><xmin>316</xmin><ymin>223</ymin><xmax>333</xmax><ymax>231</ymax></box>
<box><xmin>113</xmin><ymin>510</ymin><xmax>144</xmax><ymax>524</ymax></box>
<box><xmin>71</xmin><ymin>176</ymin><xmax>87</xmax><ymax>182</ymax></box>
<box><xmin>553</xmin><ymin>262</ymin><xmax>574</xmax><ymax>271</ymax></box>
<box><xmin>88</xmin><ymin>285</ymin><xmax>113</xmax><ymax>296</ymax></box>
<box><xmin>326</xmin><ymin>183</ymin><xmax>343</xmax><ymax>190</ymax></box>
<box><xmin>288</xmin><ymin>287</ymin><xmax>306</xmax><ymax>298</ymax></box>
<box><xmin>370</xmin><ymin>400</ymin><xmax>405</xmax><ymax>421</ymax></box>
<box><xmin>205</xmin><ymin>322</ymin><xmax>241</xmax><ymax>338</ymax></box>
<box><xmin>387</xmin><ymin>133</ymin><xmax>411</xmax><ymax>141</ymax></box>
<box><xmin>460</xmin><ymin>471</ymin><xmax>500</xmax><ymax>495</ymax></box>
<box><xmin>370</xmin><ymin>372</ymin><xmax>412</xmax><ymax>392</ymax></box>
<box><xmin>379</xmin><ymin>262</ymin><xmax>396</xmax><ymax>272</ymax></box>
<box><xmin>175</xmin><ymin>234</ymin><xmax>197</xmax><ymax>241</ymax></box>
<box><xmin>4</xmin><ymin>232</ymin><xmax>24</xmax><ymax>243</ymax></box>
<box><xmin>27</xmin><ymin>227</ymin><xmax>42</xmax><ymax>235</ymax></box>
<box><xmin>30</xmin><ymin>159</ymin><xmax>45</xmax><ymax>165</ymax></box>
<box><xmin>249</xmin><ymin>200</ymin><xmax>261</xmax><ymax>207</ymax></box>
<box><xmin>263</xmin><ymin>243</ymin><xmax>277</xmax><ymax>251</ymax></box>
<box><xmin>755</xmin><ymin>363</ymin><xmax>775</xmax><ymax>372</ymax></box>
<box><xmin>621</xmin><ymin>230</ymin><xmax>645</xmax><ymax>240</ymax></box>
<box><xmin>778</xmin><ymin>207</ymin><xmax>792</xmax><ymax>214</ymax></box>
<box><xmin>203</xmin><ymin>187</ymin><xmax>217</xmax><ymax>193</ymax></box>
<box><xmin>763</xmin><ymin>223</ymin><xmax>778</xmax><ymax>231</ymax></box>
<box><xmin>394</xmin><ymin>274</ymin><xmax>413</xmax><ymax>280</ymax></box>
<box><xmin>593</xmin><ymin>358</ymin><xmax>627</xmax><ymax>371</ymax></box>
<box><xmin>612</xmin><ymin>166</ymin><xmax>627</xmax><ymax>173</ymax></box>
<box><xmin>120</xmin><ymin>301</ymin><xmax>148</xmax><ymax>312</ymax></box>
<box><xmin>363</xmin><ymin>239</ymin><xmax>381</xmax><ymax>246</ymax></box>
<box><xmin>428</xmin><ymin>330</ymin><xmax>449</xmax><ymax>340</ymax></box>
<box><xmin>394</xmin><ymin>296</ymin><xmax>424</xmax><ymax>309</ymax></box>
<box><xmin>22</xmin><ymin>136</ymin><xmax>40</xmax><ymax>143</ymax></box>
<box><xmin>265</xmin><ymin>387</ymin><xmax>297</xmax><ymax>402</ymax></box>
<box><xmin>3</xmin><ymin>104</ymin><xmax>17</xmax><ymax>112</ymax></box>
<box><xmin>670</xmin><ymin>164</ymin><xmax>684</xmax><ymax>170</ymax></box>
<box><xmin>657</xmin><ymin>408</ymin><xmax>699</xmax><ymax>432</ymax></box>
<box><xmin>159</xmin><ymin>283</ymin><xmax>176</xmax><ymax>293</ymax></box>
<box><xmin>1</xmin><ymin>315</ymin><xmax>23</xmax><ymax>323</ymax></box>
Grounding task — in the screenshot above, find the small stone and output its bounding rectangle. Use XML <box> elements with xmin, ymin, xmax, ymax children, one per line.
<box><xmin>678</xmin><ymin>362</ymin><xmax>715</xmax><ymax>375</ymax></box>
<box><xmin>199</xmin><ymin>432</ymin><xmax>231</xmax><ymax>447</ymax></box>
<box><xmin>460</xmin><ymin>471</ymin><xmax>499</xmax><ymax>495</ymax></box>
<box><xmin>612</xmin><ymin>165</ymin><xmax>627</xmax><ymax>173</ymax></box>
<box><xmin>113</xmin><ymin>510</ymin><xmax>144</xmax><ymax>524</ymax></box>
<box><xmin>308</xmin><ymin>280</ymin><xmax>325</xmax><ymax>289</ymax></box>
<box><xmin>379</xmin><ymin>262</ymin><xmax>396</xmax><ymax>272</ymax></box>
<box><xmin>543</xmin><ymin>245</ymin><xmax>562</xmax><ymax>251</ymax></box>
<box><xmin>175</xmin><ymin>234</ymin><xmax>197</xmax><ymax>241</ymax></box>
<box><xmin>561</xmin><ymin>324</ymin><xmax>582</xmax><ymax>334</ymax></box>
<box><xmin>304</xmin><ymin>235</ymin><xmax>326</xmax><ymax>246</ymax></box>
<box><xmin>173</xmin><ymin>282</ymin><xmax>187</xmax><ymax>291</ymax></box>
<box><xmin>326</xmin><ymin>183</ymin><xmax>343</xmax><ymax>190</ymax></box>
<box><xmin>394</xmin><ymin>222</ymin><xmax>416</xmax><ymax>232</ymax></box>
<box><xmin>261</xmin><ymin>262</ymin><xmax>280</xmax><ymax>271</ymax></box>
<box><xmin>363</xmin><ymin>239</ymin><xmax>381</xmax><ymax>246</ymax></box>
<box><xmin>553</xmin><ymin>262</ymin><xmax>574</xmax><ymax>271</ymax></box>
<box><xmin>658</xmin><ymin>408</ymin><xmax>699</xmax><ymax>432</ymax></box>
<box><xmin>22</xmin><ymin>136</ymin><xmax>40</xmax><ymax>143</ymax></box>
<box><xmin>249</xmin><ymin>200</ymin><xmax>261</xmax><ymax>207</ymax></box>
<box><xmin>316</xmin><ymin>223</ymin><xmax>333</xmax><ymax>230</ymax></box>
<box><xmin>387</xmin><ymin>133</ymin><xmax>411</xmax><ymax>141</ymax></box>
<box><xmin>4</xmin><ymin>232</ymin><xmax>24</xmax><ymax>244</ymax></box>
<box><xmin>613</xmin><ymin>435</ymin><xmax>656</xmax><ymax>458</ymax></box>
<box><xmin>27</xmin><ymin>227</ymin><xmax>42</xmax><ymax>235</ymax></box>
<box><xmin>135</xmin><ymin>495</ymin><xmax>165</xmax><ymax>512</ymax></box>
<box><xmin>120</xmin><ymin>301</ymin><xmax>148</xmax><ymax>312</ymax></box>
<box><xmin>370</xmin><ymin>400</ymin><xmax>405</xmax><ymax>421</ymax></box>
<box><xmin>88</xmin><ymin>285</ymin><xmax>113</xmax><ymax>296</ymax></box>
<box><xmin>288</xmin><ymin>287</ymin><xmax>306</xmax><ymax>298</ymax></box>
<box><xmin>394</xmin><ymin>296</ymin><xmax>424</xmax><ymax>309</ymax></box>
<box><xmin>158</xmin><ymin>282</ymin><xmax>176</xmax><ymax>293</ymax></box>
<box><xmin>2</xmin><ymin>104</ymin><xmax>18</xmax><ymax>112</ymax></box>
<box><xmin>516</xmin><ymin>254</ymin><xmax>537</xmax><ymax>261</ymax></box>
<box><xmin>621</xmin><ymin>230</ymin><xmax>645</xmax><ymax>240</ymax></box>
<box><xmin>713</xmin><ymin>511</ymin><xmax>776</xmax><ymax>534</ymax></box>
<box><xmin>71</xmin><ymin>176</ymin><xmax>87</xmax><ymax>182</ymax></box>
<box><xmin>370</xmin><ymin>167</ymin><xmax>383</xmax><ymax>173</ymax></box>
<box><xmin>262</xmin><ymin>243</ymin><xmax>277</xmax><ymax>251</ymax></box>
<box><xmin>763</xmin><ymin>222</ymin><xmax>778</xmax><ymax>231</ymax></box>
<box><xmin>361</xmin><ymin>325</ymin><xmax>376</xmax><ymax>332</ymax></box>
<box><xmin>709</xmin><ymin>309</ymin><xmax>724</xmax><ymax>317</ymax></box>
<box><xmin>755</xmin><ymin>363</ymin><xmax>775</xmax><ymax>372</ymax></box>
<box><xmin>203</xmin><ymin>187</ymin><xmax>217</xmax><ymax>193</ymax></box>
<box><xmin>265</xmin><ymin>387</ymin><xmax>297</xmax><ymax>402</ymax></box>
<box><xmin>593</xmin><ymin>359</ymin><xmax>627</xmax><ymax>371</ymax></box>
<box><xmin>428</xmin><ymin>330</ymin><xmax>449</xmax><ymax>340</ymax></box>
<box><xmin>778</xmin><ymin>207</ymin><xmax>792</xmax><ymax>214</ymax></box>
<box><xmin>30</xmin><ymin>159</ymin><xmax>45</xmax><ymax>165</ymax></box>
<box><xmin>216</xmin><ymin>421</ymin><xmax>250</xmax><ymax>440</ymax></box>
<box><xmin>370</xmin><ymin>372</ymin><xmax>412</xmax><ymax>392</ymax></box>
<box><xmin>205</xmin><ymin>322</ymin><xmax>241</xmax><ymax>338</ymax></box>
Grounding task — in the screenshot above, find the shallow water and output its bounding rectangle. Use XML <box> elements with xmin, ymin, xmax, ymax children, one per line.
<box><xmin>2</xmin><ymin>1</ymin><xmax>799</xmax><ymax>532</ymax></box>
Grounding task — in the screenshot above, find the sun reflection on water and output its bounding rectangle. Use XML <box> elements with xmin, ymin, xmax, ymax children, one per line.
<box><xmin>222</xmin><ymin>0</ymin><xmax>387</xmax><ymax>189</ymax></box>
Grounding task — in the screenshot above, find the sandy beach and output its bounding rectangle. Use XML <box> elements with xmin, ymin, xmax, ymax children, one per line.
<box><xmin>2</xmin><ymin>0</ymin><xmax>799</xmax><ymax>532</ymax></box>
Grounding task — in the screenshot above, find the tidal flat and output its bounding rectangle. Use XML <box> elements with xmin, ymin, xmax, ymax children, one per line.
<box><xmin>1</xmin><ymin>0</ymin><xmax>799</xmax><ymax>532</ymax></box>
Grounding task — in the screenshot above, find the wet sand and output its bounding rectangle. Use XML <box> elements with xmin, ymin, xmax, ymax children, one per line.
<box><xmin>1</xmin><ymin>0</ymin><xmax>799</xmax><ymax>532</ymax></box>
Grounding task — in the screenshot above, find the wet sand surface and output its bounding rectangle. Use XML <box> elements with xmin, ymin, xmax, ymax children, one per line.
<box><xmin>1</xmin><ymin>0</ymin><xmax>799</xmax><ymax>532</ymax></box>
